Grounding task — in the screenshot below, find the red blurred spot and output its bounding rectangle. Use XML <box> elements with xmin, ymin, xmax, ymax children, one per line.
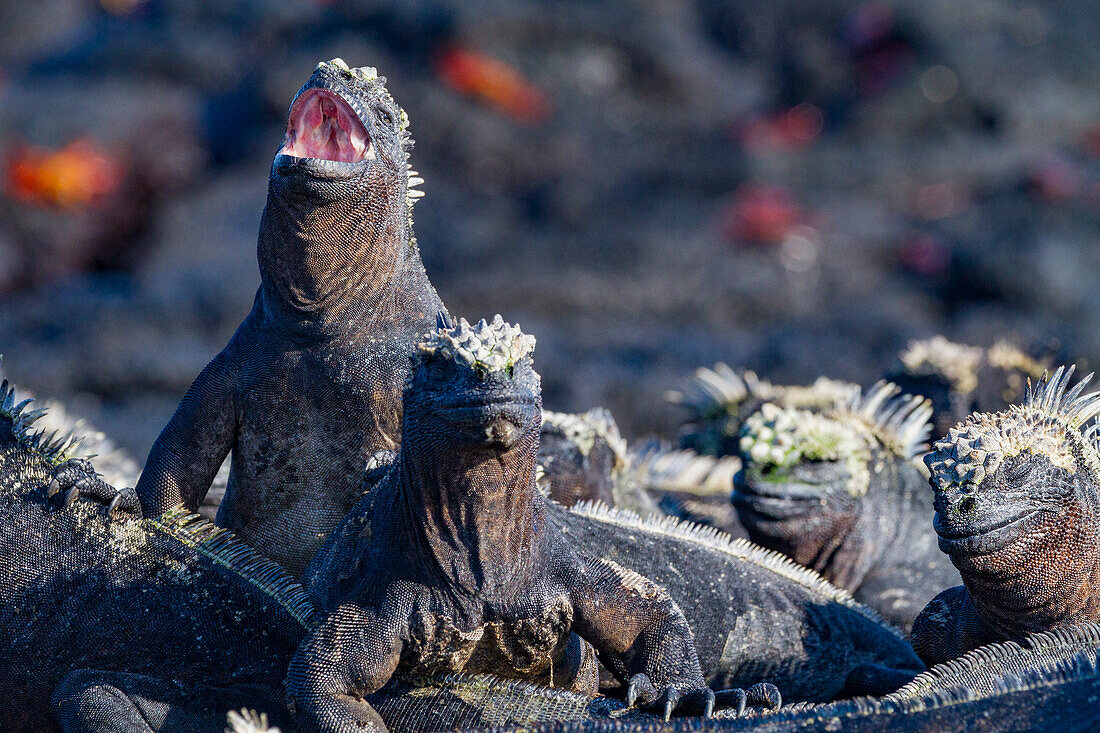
<box><xmin>913</xmin><ymin>182</ymin><xmax>967</xmax><ymax>221</ymax></box>
<box><xmin>6</xmin><ymin>138</ymin><xmax>126</xmax><ymax>209</ymax></box>
<box><xmin>720</xmin><ymin>186</ymin><xmax>805</xmax><ymax>245</ymax></box>
<box><xmin>435</xmin><ymin>45</ymin><xmax>552</xmax><ymax>125</ymax></box>
<box><xmin>736</xmin><ymin>104</ymin><xmax>823</xmax><ymax>154</ymax></box>
<box><xmin>1026</xmin><ymin>155</ymin><xmax>1081</xmax><ymax>202</ymax></box>
<box><xmin>899</xmin><ymin>232</ymin><xmax>950</xmax><ymax>276</ymax></box>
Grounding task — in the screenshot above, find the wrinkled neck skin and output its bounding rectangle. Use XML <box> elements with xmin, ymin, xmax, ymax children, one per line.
<box><xmin>394</xmin><ymin>419</ymin><xmax>544</xmax><ymax>599</ymax></box>
<box><xmin>957</xmin><ymin>490</ymin><xmax>1100</xmax><ymax>637</ymax></box>
<box><xmin>258</xmin><ymin>167</ymin><xmax>410</xmax><ymax>337</ymax></box>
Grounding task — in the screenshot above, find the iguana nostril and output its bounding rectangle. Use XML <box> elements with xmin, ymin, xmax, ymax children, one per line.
<box><xmin>958</xmin><ymin>496</ymin><xmax>976</xmax><ymax>513</ymax></box>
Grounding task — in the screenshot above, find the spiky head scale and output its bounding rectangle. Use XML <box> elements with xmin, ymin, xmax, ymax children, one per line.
<box><xmin>417</xmin><ymin>314</ymin><xmax>535</xmax><ymax>374</ymax></box>
<box><xmin>739</xmin><ymin>381</ymin><xmax>932</xmax><ymax>497</ymax></box>
<box><xmin>926</xmin><ymin>366</ymin><xmax>1100</xmax><ymax>493</ymax></box>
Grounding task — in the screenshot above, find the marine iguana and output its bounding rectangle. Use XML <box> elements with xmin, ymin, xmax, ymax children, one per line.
<box><xmin>914</xmin><ymin>366</ymin><xmax>1100</xmax><ymax>667</ymax></box>
<box><xmin>540</xmin><ymin>408</ymin><xmax>658</xmax><ymax>516</ymax></box>
<box><xmin>886</xmin><ymin>336</ymin><xmax>1055</xmax><ymax>439</ymax></box>
<box><xmin>647</xmin><ymin>367</ymin><xmax>859</xmax><ymax>536</ymax></box>
<box><xmin>0</xmin><ymin>376</ymin><xmax>697</xmax><ymax>733</ymax></box>
<box><xmin>50</xmin><ymin>59</ymin><xmax>445</xmax><ymax>577</ymax></box>
<box><xmin>297</xmin><ymin>314</ymin><xmax>769</xmax><ymax>728</ymax></box>
<box><xmin>733</xmin><ymin>382</ymin><xmax>962</xmax><ymax>629</ymax></box>
<box><xmin>489</xmin><ymin>623</ymin><xmax>1100</xmax><ymax>732</ymax></box>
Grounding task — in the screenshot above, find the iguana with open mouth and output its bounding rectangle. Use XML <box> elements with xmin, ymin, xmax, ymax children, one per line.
<box><xmin>48</xmin><ymin>59</ymin><xmax>445</xmax><ymax>578</ymax></box>
<box><xmin>914</xmin><ymin>366</ymin><xmax>1100</xmax><ymax>667</ymax></box>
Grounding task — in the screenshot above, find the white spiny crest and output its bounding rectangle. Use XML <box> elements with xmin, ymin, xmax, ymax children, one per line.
<box><xmin>841</xmin><ymin>381</ymin><xmax>934</xmax><ymax>462</ymax></box>
<box><xmin>632</xmin><ymin>443</ymin><xmax>742</xmax><ymax>496</ymax></box>
<box><xmin>1023</xmin><ymin>365</ymin><xmax>1100</xmax><ymax>427</ymax></box>
<box><xmin>418</xmin><ymin>314</ymin><xmax>535</xmax><ymax>372</ymax></box>
<box><xmin>0</xmin><ymin>378</ymin><xmax>81</xmax><ymax>463</ymax></box>
<box><xmin>226</xmin><ymin>707</ymin><xmax>280</xmax><ymax>733</ymax></box>
<box><xmin>665</xmin><ymin>362</ymin><xmax>750</xmax><ymax>412</ymax></box>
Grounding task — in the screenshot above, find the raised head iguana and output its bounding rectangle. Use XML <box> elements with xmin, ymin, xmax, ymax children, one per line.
<box><xmin>733</xmin><ymin>382</ymin><xmax>962</xmax><ymax>629</ymax></box>
<box><xmin>48</xmin><ymin>59</ymin><xmax>445</xmax><ymax>577</ymax></box>
<box><xmin>297</xmin><ymin>314</ymin><xmax>772</xmax><ymax>729</ymax></box>
<box><xmin>886</xmin><ymin>336</ymin><xmax>1056</xmax><ymax>439</ymax></box>
<box><xmin>913</xmin><ymin>365</ymin><xmax>1100</xmax><ymax>667</ymax></box>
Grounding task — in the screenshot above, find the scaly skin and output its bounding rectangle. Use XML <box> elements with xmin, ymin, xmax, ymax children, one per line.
<box><xmin>488</xmin><ymin>624</ymin><xmax>1100</xmax><ymax>733</ymax></box>
<box><xmin>733</xmin><ymin>382</ymin><xmax>961</xmax><ymax>629</ymax></box>
<box><xmin>913</xmin><ymin>366</ymin><xmax>1100</xmax><ymax>667</ymax></box>
<box><xmin>53</xmin><ymin>59</ymin><xmax>445</xmax><ymax>577</ymax></box>
<box><xmin>296</xmin><ymin>315</ymin><xmax>766</xmax><ymax>732</ymax></box>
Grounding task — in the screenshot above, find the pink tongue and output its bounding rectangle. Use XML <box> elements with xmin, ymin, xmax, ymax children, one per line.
<box><xmin>285</xmin><ymin>91</ymin><xmax>367</xmax><ymax>162</ymax></box>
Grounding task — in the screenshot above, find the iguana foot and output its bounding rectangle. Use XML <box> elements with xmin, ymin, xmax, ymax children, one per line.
<box><xmin>628</xmin><ymin>673</ymin><xmax>763</xmax><ymax>721</ymax></box>
<box><xmin>714</xmin><ymin>682</ymin><xmax>783</xmax><ymax>717</ymax></box>
<box><xmin>46</xmin><ymin>458</ymin><xmax>140</xmax><ymax>517</ymax></box>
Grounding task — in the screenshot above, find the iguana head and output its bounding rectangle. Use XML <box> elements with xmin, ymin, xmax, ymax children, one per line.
<box><xmin>260</xmin><ymin>60</ymin><xmax>424</xmax><ymax>326</ymax></box>
<box><xmin>926</xmin><ymin>366</ymin><xmax>1100</xmax><ymax>568</ymax></box>
<box><xmin>403</xmin><ymin>313</ymin><xmax>541</xmax><ymax>453</ymax></box>
<box><xmin>668</xmin><ymin>364</ymin><xmax>857</xmax><ymax>457</ymax></box>
<box><xmin>273</xmin><ymin>59</ymin><xmax>414</xmax><ymax>198</ymax></box>
<box><xmin>889</xmin><ymin>337</ymin><xmax>1053</xmax><ymax>438</ymax></box>
<box><xmin>733</xmin><ymin>383</ymin><xmax>931</xmax><ymax>570</ymax></box>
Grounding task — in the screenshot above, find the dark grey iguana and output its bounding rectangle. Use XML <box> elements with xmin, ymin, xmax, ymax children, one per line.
<box><xmin>486</xmin><ymin>622</ymin><xmax>1100</xmax><ymax>732</ymax></box>
<box><xmin>0</xmin><ymin>376</ymin><xmax>719</xmax><ymax>733</ymax></box>
<box><xmin>50</xmin><ymin>59</ymin><xmax>445</xmax><ymax>578</ymax></box>
<box><xmin>297</xmin><ymin>314</ymin><xmax>773</xmax><ymax>730</ymax></box>
<box><xmin>540</xmin><ymin>408</ymin><xmax>658</xmax><ymax>516</ymax></box>
<box><xmin>886</xmin><ymin>336</ymin><xmax>1056</xmax><ymax>439</ymax></box>
<box><xmin>914</xmin><ymin>366</ymin><xmax>1100</xmax><ymax>667</ymax></box>
<box><xmin>647</xmin><ymin>367</ymin><xmax>859</xmax><ymax>536</ymax></box>
<box><xmin>733</xmin><ymin>382</ymin><xmax>962</xmax><ymax>629</ymax></box>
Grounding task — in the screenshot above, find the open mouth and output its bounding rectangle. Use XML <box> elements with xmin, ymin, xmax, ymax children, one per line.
<box><xmin>279</xmin><ymin>88</ymin><xmax>371</xmax><ymax>163</ymax></box>
<box><xmin>935</xmin><ymin>509</ymin><xmax>1042</xmax><ymax>555</ymax></box>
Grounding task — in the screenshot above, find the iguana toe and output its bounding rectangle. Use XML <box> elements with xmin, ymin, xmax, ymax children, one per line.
<box><xmin>625</xmin><ymin>672</ymin><xmax>657</xmax><ymax>708</ymax></box>
<box><xmin>745</xmin><ymin>682</ymin><xmax>782</xmax><ymax>711</ymax></box>
<box><xmin>46</xmin><ymin>458</ymin><xmax>136</xmax><ymax>518</ymax></box>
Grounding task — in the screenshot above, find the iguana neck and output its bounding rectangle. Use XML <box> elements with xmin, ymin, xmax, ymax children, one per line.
<box><xmin>961</xmin><ymin>501</ymin><xmax>1100</xmax><ymax>634</ymax></box>
<box><xmin>394</xmin><ymin>425</ymin><xmax>543</xmax><ymax>598</ymax></box>
<box><xmin>257</xmin><ymin>175</ymin><xmax>411</xmax><ymax>336</ymax></box>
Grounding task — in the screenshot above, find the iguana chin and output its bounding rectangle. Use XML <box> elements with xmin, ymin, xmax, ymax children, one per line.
<box><xmin>296</xmin><ymin>314</ymin><xmax>763</xmax><ymax>730</ymax></box>
<box><xmin>914</xmin><ymin>366</ymin><xmax>1100</xmax><ymax>667</ymax></box>
<box><xmin>51</xmin><ymin>59</ymin><xmax>445</xmax><ymax>577</ymax></box>
<box><xmin>733</xmin><ymin>382</ymin><xmax>961</xmax><ymax>629</ymax></box>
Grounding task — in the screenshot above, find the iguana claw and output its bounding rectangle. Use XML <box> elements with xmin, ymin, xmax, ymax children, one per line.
<box><xmin>626</xmin><ymin>674</ymin><xmax>719</xmax><ymax>720</ymax></box>
<box><xmin>714</xmin><ymin>683</ymin><xmax>782</xmax><ymax>717</ymax></box>
<box><xmin>45</xmin><ymin>458</ymin><xmax>140</xmax><ymax>518</ymax></box>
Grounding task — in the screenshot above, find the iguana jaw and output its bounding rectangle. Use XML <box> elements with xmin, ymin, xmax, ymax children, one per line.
<box><xmin>934</xmin><ymin>507</ymin><xmax>1047</xmax><ymax>555</ymax></box>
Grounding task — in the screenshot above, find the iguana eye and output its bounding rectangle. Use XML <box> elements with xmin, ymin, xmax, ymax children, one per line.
<box><xmin>377</xmin><ymin>107</ymin><xmax>395</xmax><ymax>125</ymax></box>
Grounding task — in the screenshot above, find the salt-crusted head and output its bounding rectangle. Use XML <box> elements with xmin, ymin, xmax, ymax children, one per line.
<box><xmin>733</xmin><ymin>382</ymin><xmax>932</xmax><ymax>567</ymax></box>
<box><xmin>927</xmin><ymin>366</ymin><xmax>1100</xmax><ymax>560</ymax></box>
<box><xmin>404</xmin><ymin>313</ymin><xmax>541</xmax><ymax>451</ymax></box>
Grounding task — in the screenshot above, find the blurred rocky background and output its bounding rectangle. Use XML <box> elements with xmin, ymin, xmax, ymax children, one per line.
<box><xmin>1</xmin><ymin>0</ymin><xmax>1098</xmax><ymax>456</ymax></box>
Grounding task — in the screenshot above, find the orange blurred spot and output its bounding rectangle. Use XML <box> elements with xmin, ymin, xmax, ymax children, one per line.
<box><xmin>436</xmin><ymin>45</ymin><xmax>552</xmax><ymax>125</ymax></box>
<box><xmin>721</xmin><ymin>186</ymin><xmax>805</xmax><ymax>244</ymax></box>
<box><xmin>6</xmin><ymin>138</ymin><xmax>126</xmax><ymax>209</ymax></box>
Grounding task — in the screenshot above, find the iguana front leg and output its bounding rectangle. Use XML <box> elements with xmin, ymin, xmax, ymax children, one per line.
<box><xmin>566</xmin><ymin>554</ymin><xmax>781</xmax><ymax>720</ymax></box>
<box><xmin>286</xmin><ymin>604</ymin><xmax>405</xmax><ymax>733</ymax></box>
<box><xmin>134</xmin><ymin>351</ymin><xmax>238</xmax><ymax>516</ymax></box>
